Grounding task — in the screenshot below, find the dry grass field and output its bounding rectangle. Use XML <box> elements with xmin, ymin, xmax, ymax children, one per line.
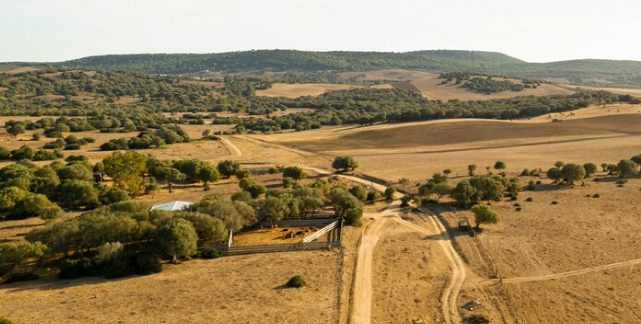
<box><xmin>259</xmin><ymin>104</ymin><xmax>641</xmax><ymax>181</ymax></box>
<box><xmin>434</xmin><ymin>176</ymin><xmax>641</xmax><ymax>323</ymax></box>
<box><xmin>255</xmin><ymin>83</ymin><xmax>392</xmax><ymax>98</ymax></box>
<box><xmin>0</xmin><ymin>251</ymin><xmax>341</xmax><ymax>324</ymax></box>
<box><xmin>402</xmin><ymin>73</ymin><xmax>578</xmax><ymax>101</ymax></box>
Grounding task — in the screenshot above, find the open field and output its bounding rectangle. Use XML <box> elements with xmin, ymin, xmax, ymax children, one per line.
<box><xmin>402</xmin><ymin>73</ymin><xmax>578</xmax><ymax>101</ymax></box>
<box><xmin>255</xmin><ymin>83</ymin><xmax>392</xmax><ymax>98</ymax></box>
<box><xmin>434</xmin><ymin>176</ymin><xmax>641</xmax><ymax>323</ymax></box>
<box><xmin>0</xmin><ymin>251</ymin><xmax>341</xmax><ymax>324</ymax></box>
<box><xmin>257</xmin><ymin>104</ymin><xmax>641</xmax><ymax>181</ymax></box>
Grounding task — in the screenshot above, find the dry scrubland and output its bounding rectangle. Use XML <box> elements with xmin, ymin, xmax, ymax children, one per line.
<box><xmin>2</xmin><ymin>97</ymin><xmax>641</xmax><ymax>323</ymax></box>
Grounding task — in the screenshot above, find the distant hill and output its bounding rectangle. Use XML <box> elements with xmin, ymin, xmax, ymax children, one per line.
<box><xmin>56</xmin><ymin>50</ymin><xmax>524</xmax><ymax>74</ymax></box>
<box><xmin>6</xmin><ymin>50</ymin><xmax>641</xmax><ymax>88</ymax></box>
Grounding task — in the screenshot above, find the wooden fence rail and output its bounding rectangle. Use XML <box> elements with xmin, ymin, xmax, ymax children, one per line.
<box><xmin>302</xmin><ymin>220</ymin><xmax>338</xmax><ymax>243</ymax></box>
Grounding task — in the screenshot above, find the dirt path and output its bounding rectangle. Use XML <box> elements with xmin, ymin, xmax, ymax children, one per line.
<box><xmin>220</xmin><ymin>136</ymin><xmax>243</xmax><ymax>156</ymax></box>
<box><xmin>481</xmin><ymin>257</ymin><xmax>641</xmax><ymax>286</ymax></box>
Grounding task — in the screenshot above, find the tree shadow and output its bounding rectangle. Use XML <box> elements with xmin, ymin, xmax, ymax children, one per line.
<box><xmin>2</xmin><ymin>274</ymin><xmax>137</xmax><ymax>293</ymax></box>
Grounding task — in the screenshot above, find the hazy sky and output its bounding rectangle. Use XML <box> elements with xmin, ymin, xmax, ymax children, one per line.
<box><xmin>1</xmin><ymin>0</ymin><xmax>639</xmax><ymax>63</ymax></box>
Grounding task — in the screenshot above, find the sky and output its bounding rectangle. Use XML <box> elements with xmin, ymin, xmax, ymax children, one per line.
<box><xmin>0</xmin><ymin>0</ymin><xmax>639</xmax><ymax>63</ymax></box>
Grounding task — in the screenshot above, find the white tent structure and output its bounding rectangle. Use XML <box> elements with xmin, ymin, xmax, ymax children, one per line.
<box><xmin>150</xmin><ymin>201</ymin><xmax>194</xmax><ymax>211</ymax></box>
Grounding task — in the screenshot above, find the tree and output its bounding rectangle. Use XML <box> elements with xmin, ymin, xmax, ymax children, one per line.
<box><xmin>6</xmin><ymin>124</ymin><xmax>26</xmax><ymax>138</ymax></box>
<box><xmin>155</xmin><ymin>167</ymin><xmax>186</xmax><ymax>193</ymax></box>
<box><xmin>103</xmin><ymin>151</ymin><xmax>146</xmax><ymax>196</ymax></box>
<box><xmin>195</xmin><ymin>196</ymin><xmax>256</xmax><ymax>232</ymax></box>
<box><xmin>282</xmin><ymin>166</ymin><xmax>306</xmax><ymax>181</ymax></box>
<box><xmin>198</xmin><ymin>163</ymin><xmax>220</xmax><ymax>186</ymax></box>
<box><xmin>174</xmin><ymin>211</ymin><xmax>227</xmax><ymax>243</ymax></box>
<box><xmin>600</xmin><ymin>163</ymin><xmax>609</xmax><ymax>172</ymax></box>
<box><xmin>384</xmin><ymin>186</ymin><xmax>396</xmax><ymax>201</ymax></box>
<box><xmin>443</xmin><ymin>169</ymin><xmax>452</xmax><ymax>176</ymax></box>
<box><xmin>11</xmin><ymin>194</ymin><xmax>62</xmax><ymax>220</ymax></box>
<box><xmin>58</xmin><ymin>180</ymin><xmax>99</xmax><ymax>209</ymax></box>
<box><xmin>547</xmin><ymin>167</ymin><xmax>562</xmax><ymax>183</ymax></box>
<box><xmin>332</xmin><ymin>156</ymin><xmax>359</xmax><ymax>173</ymax></box>
<box><xmin>217</xmin><ymin>160</ymin><xmax>241</xmax><ymax>179</ymax></box>
<box><xmin>10</xmin><ymin>145</ymin><xmax>35</xmax><ymax>160</ymax></box>
<box><xmin>467</xmin><ymin>164</ymin><xmax>477</xmax><ymax>176</ymax></box>
<box><xmin>554</xmin><ymin>161</ymin><xmax>565</xmax><ymax>168</ymax></box>
<box><xmin>431</xmin><ymin>183</ymin><xmax>453</xmax><ymax>203</ymax></box>
<box><xmin>471</xmin><ymin>204</ymin><xmax>500</xmax><ymax>229</ymax></box>
<box><xmin>57</xmin><ymin>164</ymin><xmax>93</xmax><ymax>181</ymax></box>
<box><xmin>98</xmin><ymin>186</ymin><xmax>130</xmax><ymax>205</ymax></box>
<box><xmin>349</xmin><ymin>184</ymin><xmax>367</xmax><ymax>201</ymax></box>
<box><xmin>452</xmin><ymin>180</ymin><xmax>477</xmax><ymax>207</ymax></box>
<box><xmin>471</xmin><ymin>177</ymin><xmax>504</xmax><ymax>203</ymax></box>
<box><xmin>618</xmin><ymin>159</ymin><xmax>637</xmax><ymax>178</ymax></box>
<box><xmin>330</xmin><ymin>188</ymin><xmax>363</xmax><ymax>226</ymax></box>
<box><xmin>560</xmin><ymin>164</ymin><xmax>586</xmax><ymax>185</ymax></box>
<box><xmin>493</xmin><ymin>161</ymin><xmax>506</xmax><ymax>173</ymax></box>
<box><xmin>156</xmin><ymin>218</ymin><xmax>198</xmax><ymax>263</ymax></box>
<box><xmin>631</xmin><ymin>155</ymin><xmax>641</xmax><ymax>171</ymax></box>
<box><xmin>0</xmin><ymin>241</ymin><xmax>47</xmax><ymax>276</ymax></box>
<box><xmin>583</xmin><ymin>163</ymin><xmax>598</xmax><ymax>178</ymax></box>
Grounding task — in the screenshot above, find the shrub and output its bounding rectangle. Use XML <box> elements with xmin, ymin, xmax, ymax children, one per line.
<box><xmin>593</xmin><ymin>194</ymin><xmax>600</xmax><ymax>198</ymax></box>
<box><xmin>516</xmin><ymin>207</ymin><xmax>522</xmax><ymax>212</ymax></box>
<box><xmin>513</xmin><ymin>203</ymin><xmax>521</xmax><ymax>207</ymax></box>
<box><xmin>525</xmin><ymin>197</ymin><xmax>533</xmax><ymax>202</ymax></box>
<box><xmin>0</xmin><ymin>318</ymin><xmax>14</xmax><ymax>324</ymax></box>
<box><xmin>268</xmin><ymin>166</ymin><xmax>280</xmax><ymax>174</ymax></box>
<box><xmin>551</xmin><ymin>201</ymin><xmax>558</xmax><ymax>205</ymax></box>
<box><xmin>400</xmin><ymin>195</ymin><xmax>411</xmax><ymax>207</ymax></box>
<box><xmin>287</xmin><ymin>275</ymin><xmax>307</xmax><ymax>288</ymax></box>
<box><xmin>58</xmin><ymin>258</ymin><xmax>96</xmax><ymax>279</ymax></box>
<box><xmin>366</xmin><ymin>190</ymin><xmax>381</xmax><ymax>201</ymax></box>
<box><xmin>196</xmin><ymin>248</ymin><xmax>226</xmax><ymax>259</ymax></box>
<box><xmin>134</xmin><ymin>253</ymin><xmax>162</xmax><ymax>275</ymax></box>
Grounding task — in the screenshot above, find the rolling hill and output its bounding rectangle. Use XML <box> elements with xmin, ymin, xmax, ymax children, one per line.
<box><xmin>8</xmin><ymin>50</ymin><xmax>633</xmax><ymax>88</ymax></box>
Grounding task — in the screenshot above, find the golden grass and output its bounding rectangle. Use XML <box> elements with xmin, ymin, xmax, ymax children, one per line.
<box><xmin>0</xmin><ymin>251</ymin><xmax>340</xmax><ymax>324</ymax></box>
<box><xmin>256</xmin><ymin>83</ymin><xmax>363</xmax><ymax>98</ymax></box>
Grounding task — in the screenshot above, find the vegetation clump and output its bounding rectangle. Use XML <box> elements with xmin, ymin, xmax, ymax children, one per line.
<box><xmin>286</xmin><ymin>275</ymin><xmax>307</xmax><ymax>288</ymax></box>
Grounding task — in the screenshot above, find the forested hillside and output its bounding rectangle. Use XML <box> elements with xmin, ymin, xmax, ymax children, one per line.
<box><xmin>54</xmin><ymin>50</ymin><xmax>522</xmax><ymax>74</ymax></box>
<box><xmin>25</xmin><ymin>50</ymin><xmax>640</xmax><ymax>88</ymax></box>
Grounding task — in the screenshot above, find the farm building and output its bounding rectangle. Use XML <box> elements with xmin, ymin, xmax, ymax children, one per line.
<box><xmin>150</xmin><ymin>200</ymin><xmax>194</xmax><ymax>211</ymax></box>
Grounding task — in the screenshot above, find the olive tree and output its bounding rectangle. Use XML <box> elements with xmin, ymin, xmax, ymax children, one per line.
<box><xmin>471</xmin><ymin>204</ymin><xmax>500</xmax><ymax>229</ymax></box>
<box><xmin>332</xmin><ymin>156</ymin><xmax>359</xmax><ymax>173</ymax></box>
<box><xmin>156</xmin><ymin>218</ymin><xmax>198</xmax><ymax>263</ymax></box>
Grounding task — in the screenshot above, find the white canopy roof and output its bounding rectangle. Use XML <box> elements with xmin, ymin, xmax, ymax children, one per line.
<box><xmin>150</xmin><ymin>201</ymin><xmax>194</xmax><ymax>211</ymax></box>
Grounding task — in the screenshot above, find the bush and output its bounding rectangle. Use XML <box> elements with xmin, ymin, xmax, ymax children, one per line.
<box><xmin>3</xmin><ymin>272</ymin><xmax>39</xmax><ymax>284</ymax></box>
<box><xmin>400</xmin><ymin>195</ymin><xmax>411</xmax><ymax>207</ymax></box>
<box><xmin>593</xmin><ymin>194</ymin><xmax>600</xmax><ymax>198</ymax></box>
<box><xmin>551</xmin><ymin>201</ymin><xmax>558</xmax><ymax>205</ymax></box>
<box><xmin>516</xmin><ymin>207</ymin><xmax>522</xmax><ymax>212</ymax></box>
<box><xmin>366</xmin><ymin>190</ymin><xmax>381</xmax><ymax>201</ymax></box>
<box><xmin>196</xmin><ymin>248</ymin><xmax>226</xmax><ymax>259</ymax></box>
<box><xmin>0</xmin><ymin>318</ymin><xmax>14</xmax><ymax>324</ymax></box>
<box><xmin>287</xmin><ymin>275</ymin><xmax>307</xmax><ymax>288</ymax></box>
<box><xmin>525</xmin><ymin>197</ymin><xmax>533</xmax><ymax>202</ymax></box>
<box><xmin>134</xmin><ymin>253</ymin><xmax>162</xmax><ymax>275</ymax></box>
<box><xmin>58</xmin><ymin>258</ymin><xmax>96</xmax><ymax>279</ymax></box>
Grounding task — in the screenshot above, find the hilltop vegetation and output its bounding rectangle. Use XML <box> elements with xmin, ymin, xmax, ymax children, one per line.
<box><xmin>11</xmin><ymin>50</ymin><xmax>640</xmax><ymax>88</ymax></box>
<box><xmin>57</xmin><ymin>50</ymin><xmax>523</xmax><ymax>74</ymax></box>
